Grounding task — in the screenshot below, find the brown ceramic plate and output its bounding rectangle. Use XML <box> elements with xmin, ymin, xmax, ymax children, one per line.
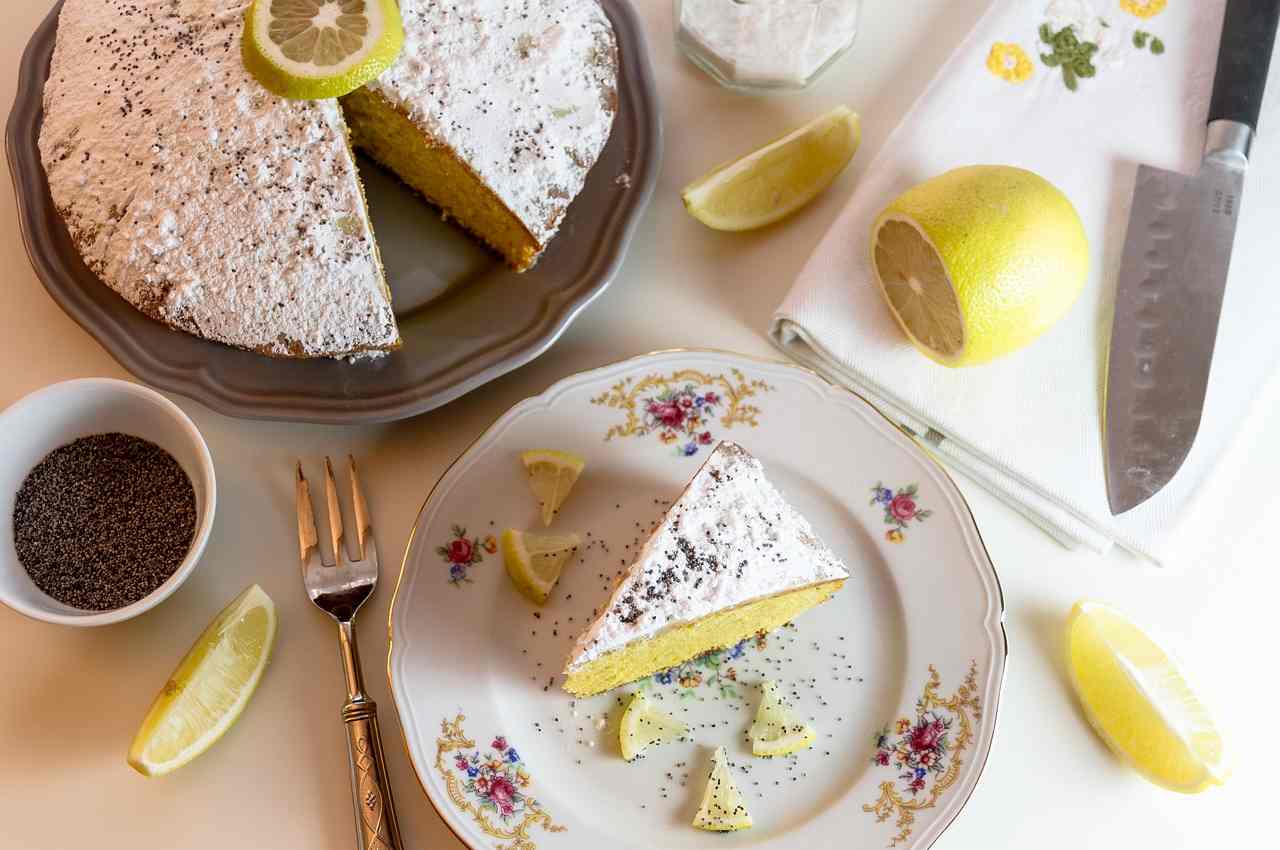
<box><xmin>6</xmin><ymin>0</ymin><xmax>661</xmax><ymax>424</ymax></box>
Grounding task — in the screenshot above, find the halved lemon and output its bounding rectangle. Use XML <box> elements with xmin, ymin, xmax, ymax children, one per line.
<box><xmin>127</xmin><ymin>585</ymin><xmax>277</xmax><ymax>777</ymax></box>
<box><xmin>870</xmin><ymin>165</ymin><xmax>1088</xmax><ymax>367</ymax></box>
<box><xmin>619</xmin><ymin>691</ymin><xmax>688</xmax><ymax>761</ymax></box>
<box><xmin>682</xmin><ymin>105</ymin><xmax>860</xmax><ymax>231</ymax></box>
<box><xmin>501</xmin><ymin>529</ymin><xmax>581</xmax><ymax>604</ymax></box>
<box><xmin>749</xmin><ymin>679</ymin><xmax>817</xmax><ymax>757</ymax></box>
<box><xmin>692</xmin><ymin>746</ymin><xmax>753</xmax><ymax>832</ymax></box>
<box><xmin>1066</xmin><ymin>601</ymin><xmax>1227</xmax><ymax>793</ymax></box>
<box><xmin>243</xmin><ymin>0</ymin><xmax>405</xmax><ymax>100</ymax></box>
<box><xmin>520</xmin><ymin>449</ymin><xmax>585</xmax><ymax>527</ymax></box>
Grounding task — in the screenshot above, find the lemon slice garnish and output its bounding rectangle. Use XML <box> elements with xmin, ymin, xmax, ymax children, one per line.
<box><xmin>619</xmin><ymin>691</ymin><xmax>688</xmax><ymax>761</ymax></box>
<box><xmin>520</xmin><ymin>449</ymin><xmax>585</xmax><ymax>527</ymax></box>
<box><xmin>127</xmin><ymin>585</ymin><xmax>277</xmax><ymax>776</ymax></box>
<box><xmin>748</xmin><ymin>679</ymin><xmax>817</xmax><ymax>757</ymax></box>
<box><xmin>501</xmin><ymin>529</ymin><xmax>581</xmax><ymax>604</ymax></box>
<box><xmin>243</xmin><ymin>0</ymin><xmax>405</xmax><ymax>100</ymax></box>
<box><xmin>692</xmin><ymin>746</ymin><xmax>753</xmax><ymax>832</ymax></box>
<box><xmin>681</xmin><ymin>105</ymin><xmax>860</xmax><ymax>231</ymax></box>
<box><xmin>1067</xmin><ymin>601</ymin><xmax>1227</xmax><ymax>792</ymax></box>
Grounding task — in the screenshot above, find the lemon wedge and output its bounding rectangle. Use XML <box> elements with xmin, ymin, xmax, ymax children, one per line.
<box><xmin>682</xmin><ymin>105</ymin><xmax>860</xmax><ymax>231</ymax></box>
<box><xmin>692</xmin><ymin>746</ymin><xmax>753</xmax><ymax>831</ymax></box>
<box><xmin>127</xmin><ymin>585</ymin><xmax>277</xmax><ymax>776</ymax></box>
<box><xmin>520</xmin><ymin>449</ymin><xmax>585</xmax><ymax>527</ymax></box>
<box><xmin>619</xmin><ymin>691</ymin><xmax>688</xmax><ymax>761</ymax></box>
<box><xmin>243</xmin><ymin>0</ymin><xmax>405</xmax><ymax>100</ymax></box>
<box><xmin>501</xmin><ymin>529</ymin><xmax>581</xmax><ymax>604</ymax></box>
<box><xmin>749</xmin><ymin>680</ymin><xmax>816</xmax><ymax>757</ymax></box>
<box><xmin>1067</xmin><ymin>601</ymin><xmax>1227</xmax><ymax>793</ymax></box>
<box><xmin>870</xmin><ymin>165</ymin><xmax>1089</xmax><ymax>367</ymax></box>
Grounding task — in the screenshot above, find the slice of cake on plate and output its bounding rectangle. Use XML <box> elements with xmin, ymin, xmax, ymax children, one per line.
<box><xmin>342</xmin><ymin>0</ymin><xmax>618</xmax><ymax>271</ymax></box>
<box><xmin>563</xmin><ymin>442</ymin><xmax>849</xmax><ymax>697</ymax></box>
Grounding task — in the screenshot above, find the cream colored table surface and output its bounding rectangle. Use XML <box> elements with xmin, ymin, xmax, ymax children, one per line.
<box><xmin>1</xmin><ymin>2</ymin><xmax>1276</xmax><ymax>848</ymax></box>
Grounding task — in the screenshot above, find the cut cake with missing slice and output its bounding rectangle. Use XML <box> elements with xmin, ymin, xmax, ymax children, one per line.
<box><xmin>342</xmin><ymin>0</ymin><xmax>618</xmax><ymax>271</ymax></box>
<box><xmin>563</xmin><ymin>442</ymin><xmax>848</xmax><ymax>697</ymax></box>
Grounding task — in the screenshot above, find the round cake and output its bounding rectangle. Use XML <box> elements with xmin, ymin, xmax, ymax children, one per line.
<box><xmin>39</xmin><ymin>0</ymin><xmax>618</xmax><ymax>359</ymax></box>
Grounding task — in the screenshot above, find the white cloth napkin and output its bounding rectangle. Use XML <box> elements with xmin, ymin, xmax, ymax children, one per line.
<box><xmin>771</xmin><ymin>0</ymin><xmax>1280</xmax><ymax>564</ymax></box>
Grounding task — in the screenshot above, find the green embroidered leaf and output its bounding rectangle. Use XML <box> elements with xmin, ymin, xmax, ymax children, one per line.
<box><xmin>1041</xmin><ymin>52</ymin><xmax>1062</xmax><ymax>67</ymax></box>
<box><xmin>1151</xmin><ymin>37</ymin><xmax>1165</xmax><ymax>55</ymax></box>
<box><xmin>1133</xmin><ymin>30</ymin><xmax>1149</xmax><ymax>48</ymax></box>
<box><xmin>1073</xmin><ymin>59</ymin><xmax>1096</xmax><ymax>78</ymax></box>
<box><xmin>1039</xmin><ymin>23</ymin><xmax>1054</xmax><ymax>43</ymax></box>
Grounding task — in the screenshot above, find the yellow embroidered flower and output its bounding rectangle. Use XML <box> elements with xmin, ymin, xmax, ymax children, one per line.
<box><xmin>986</xmin><ymin>42</ymin><xmax>1033</xmax><ymax>82</ymax></box>
<box><xmin>1120</xmin><ymin>0</ymin><xmax>1167</xmax><ymax>18</ymax></box>
<box><xmin>886</xmin><ymin>529</ymin><xmax>905</xmax><ymax>544</ymax></box>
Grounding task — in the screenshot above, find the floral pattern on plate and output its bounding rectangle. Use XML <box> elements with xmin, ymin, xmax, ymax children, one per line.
<box><xmin>870</xmin><ymin>483</ymin><xmax>933</xmax><ymax>543</ymax></box>
<box><xmin>435</xmin><ymin>714</ymin><xmax>565</xmax><ymax>849</ymax></box>
<box><xmin>590</xmin><ymin>368</ymin><xmax>773</xmax><ymax>457</ymax></box>
<box><xmin>864</xmin><ymin>663</ymin><xmax>981</xmax><ymax>847</ymax></box>
<box><xmin>645</xmin><ymin>631</ymin><xmax>770</xmax><ymax>700</ymax></box>
<box><xmin>439</xmin><ymin>525</ymin><xmax>497</xmax><ymax>585</ymax></box>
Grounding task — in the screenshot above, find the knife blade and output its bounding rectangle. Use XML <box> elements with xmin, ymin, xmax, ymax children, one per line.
<box><xmin>1105</xmin><ymin>0</ymin><xmax>1280</xmax><ymax>515</ymax></box>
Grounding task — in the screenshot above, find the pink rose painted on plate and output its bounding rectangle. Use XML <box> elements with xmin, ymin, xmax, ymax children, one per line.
<box><xmin>889</xmin><ymin>494</ymin><xmax>917</xmax><ymax>522</ymax></box>
<box><xmin>870</xmin><ymin>483</ymin><xmax>933</xmax><ymax>542</ymax></box>
<box><xmin>437</xmin><ymin>525</ymin><xmax>495</xmax><ymax>585</ymax></box>
<box><xmin>448</xmin><ymin>733</ymin><xmax>533</xmax><ymax>821</ymax></box>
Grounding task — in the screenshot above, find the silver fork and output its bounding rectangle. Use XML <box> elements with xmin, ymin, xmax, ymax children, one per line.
<box><xmin>297</xmin><ymin>457</ymin><xmax>404</xmax><ymax>850</ymax></box>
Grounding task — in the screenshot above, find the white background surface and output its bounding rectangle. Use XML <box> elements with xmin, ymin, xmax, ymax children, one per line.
<box><xmin>0</xmin><ymin>1</ymin><xmax>1275</xmax><ymax>848</ymax></box>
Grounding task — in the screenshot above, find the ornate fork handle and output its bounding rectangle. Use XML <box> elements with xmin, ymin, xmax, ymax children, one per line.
<box><xmin>342</xmin><ymin>697</ymin><xmax>403</xmax><ymax>850</ymax></box>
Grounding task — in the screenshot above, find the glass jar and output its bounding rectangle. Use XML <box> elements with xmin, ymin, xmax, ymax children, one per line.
<box><xmin>675</xmin><ymin>0</ymin><xmax>861</xmax><ymax>93</ymax></box>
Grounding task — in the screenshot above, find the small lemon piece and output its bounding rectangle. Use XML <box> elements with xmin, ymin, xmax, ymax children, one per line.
<box><xmin>1067</xmin><ymin>601</ymin><xmax>1227</xmax><ymax>793</ymax></box>
<box><xmin>682</xmin><ymin>105</ymin><xmax>860</xmax><ymax>231</ymax></box>
<box><xmin>520</xmin><ymin>449</ymin><xmax>586</xmax><ymax>527</ymax></box>
<box><xmin>749</xmin><ymin>679</ymin><xmax>817</xmax><ymax>757</ymax></box>
<box><xmin>692</xmin><ymin>746</ymin><xmax>753</xmax><ymax>831</ymax></box>
<box><xmin>243</xmin><ymin>0</ymin><xmax>405</xmax><ymax>100</ymax></box>
<box><xmin>127</xmin><ymin>585</ymin><xmax>277</xmax><ymax>776</ymax></box>
<box><xmin>870</xmin><ymin>165</ymin><xmax>1089</xmax><ymax>367</ymax></box>
<box><xmin>618</xmin><ymin>691</ymin><xmax>688</xmax><ymax>761</ymax></box>
<box><xmin>501</xmin><ymin>529</ymin><xmax>581</xmax><ymax>604</ymax></box>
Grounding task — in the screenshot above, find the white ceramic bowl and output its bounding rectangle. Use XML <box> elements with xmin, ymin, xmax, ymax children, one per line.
<box><xmin>0</xmin><ymin>379</ymin><xmax>215</xmax><ymax>626</ymax></box>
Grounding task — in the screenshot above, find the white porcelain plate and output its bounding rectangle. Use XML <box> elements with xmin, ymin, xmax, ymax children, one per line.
<box><xmin>388</xmin><ymin>350</ymin><xmax>1007</xmax><ymax>850</ymax></box>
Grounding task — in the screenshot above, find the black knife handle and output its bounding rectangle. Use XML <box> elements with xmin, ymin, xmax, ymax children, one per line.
<box><xmin>1208</xmin><ymin>0</ymin><xmax>1280</xmax><ymax>131</ymax></box>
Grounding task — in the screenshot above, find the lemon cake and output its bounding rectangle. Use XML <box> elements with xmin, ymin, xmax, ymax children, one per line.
<box><xmin>342</xmin><ymin>0</ymin><xmax>618</xmax><ymax>271</ymax></box>
<box><xmin>563</xmin><ymin>442</ymin><xmax>848</xmax><ymax>697</ymax></box>
<box><xmin>38</xmin><ymin>0</ymin><xmax>617</xmax><ymax>357</ymax></box>
<box><xmin>39</xmin><ymin>0</ymin><xmax>399</xmax><ymax>358</ymax></box>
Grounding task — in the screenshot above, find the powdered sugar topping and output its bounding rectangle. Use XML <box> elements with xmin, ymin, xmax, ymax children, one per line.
<box><xmin>367</xmin><ymin>0</ymin><xmax>618</xmax><ymax>246</ymax></box>
<box><xmin>39</xmin><ymin>0</ymin><xmax>397</xmax><ymax>357</ymax></box>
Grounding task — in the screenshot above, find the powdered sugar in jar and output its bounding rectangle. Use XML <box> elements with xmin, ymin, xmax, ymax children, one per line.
<box><xmin>675</xmin><ymin>0</ymin><xmax>861</xmax><ymax>92</ymax></box>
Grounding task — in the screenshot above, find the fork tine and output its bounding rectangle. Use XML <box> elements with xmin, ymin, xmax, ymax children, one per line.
<box><xmin>323</xmin><ymin>456</ymin><xmax>345</xmax><ymax>564</ymax></box>
<box><xmin>296</xmin><ymin>462</ymin><xmax>319</xmax><ymax>563</ymax></box>
<box><xmin>348</xmin><ymin>455</ymin><xmax>370</xmax><ymax>562</ymax></box>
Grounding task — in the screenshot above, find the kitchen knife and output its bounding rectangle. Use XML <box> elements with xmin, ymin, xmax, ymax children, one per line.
<box><xmin>1104</xmin><ymin>0</ymin><xmax>1280</xmax><ymax>515</ymax></box>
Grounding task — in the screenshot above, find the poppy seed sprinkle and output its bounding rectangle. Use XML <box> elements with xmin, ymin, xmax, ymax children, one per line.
<box><xmin>13</xmin><ymin>433</ymin><xmax>197</xmax><ymax>611</ymax></box>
